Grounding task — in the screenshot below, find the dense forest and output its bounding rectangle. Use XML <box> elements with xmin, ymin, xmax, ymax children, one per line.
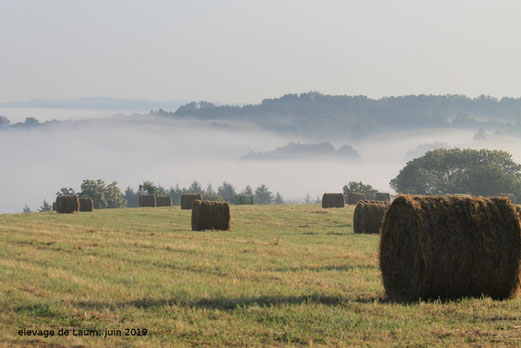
<box><xmin>157</xmin><ymin>92</ymin><xmax>521</xmax><ymax>139</ymax></box>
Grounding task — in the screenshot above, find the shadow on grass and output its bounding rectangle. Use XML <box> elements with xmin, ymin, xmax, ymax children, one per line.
<box><xmin>268</xmin><ymin>264</ymin><xmax>377</xmax><ymax>272</ymax></box>
<box><xmin>72</xmin><ymin>294</ymin><xmax>388</xmax><ymax>311</ymax></box>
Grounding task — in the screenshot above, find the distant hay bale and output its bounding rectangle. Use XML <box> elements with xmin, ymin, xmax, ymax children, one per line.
<box><xmin>79</xmin><ymin>197</ymin><xmax>94</xmax><ymax>212</ymax></box>
<box><xmin>156</xmin><ymin>195</ymin><xmax>172</xmax><ymax>207</ymax></box>
<box><xmin>374</xmin><ymin>192</ymin><xmax>391</xmax><ymax>202</ymax></box>
<box><xmin>380</xmin><ymin>195</ymin><xmax>521</xmax><ymax>301</ymax></box>
<box><xmin>191</xmin><ymin>200</ymin><xmax>231</xmax><ymax>231</ymax></box>
<box><xmin>139</xmin><ymin>194</ymin><xmax>157</xmax><ymax>207</ymax></box>
<box><xmin>353</xmin><ymin>200</ymin><xmax>390</xmax><ymax>234</ymax></box>
<box><xmin>238</xmin><ymin>195</ymin><xmax>254</xmax><ymax>205</ymax></box>
<box><xmin>56</xmin><ymin>195</ymin><xmax>80</xmax><ymax>214</ymax></box>
<box><xmin>181</xmin><ymin>194</ymin><xmax>202</xmax><ymax>210</ymax></box>
<box><xmin>321</xmin><ymin>193</ymin><xmax>344</xmax><ymax>208</ymax></box>
<box><xmin>498</xmin><ymin>193</ymin><xmax>516</xmax><ymax>203</ymax></box>
<box><xmin>347</xmin><ymin>192</ymin><xmax>365</xmax><ymax>205</ymax></box>
<box><xmin>203</xmin><ymin>193</ymin><xmax>224</xmax><ymax>202</ymax></box>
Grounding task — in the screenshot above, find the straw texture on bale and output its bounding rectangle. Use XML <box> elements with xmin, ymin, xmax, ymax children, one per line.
<box><xmin>191</xmin><ymin>200</ymin><xmax>231</xmax><ymax>231</ymax></box>
<box><xmin>156</xmin><ymin>195</ymin><xmax>172</xmax><ymax>207</ymax></box>
<box><xmin>139</xmin><ymin>194</ymin><xmax>157</xmax><ymax>207</ymax></box>
<box><xmin>238</xmin><ymin>195</ymin><xmax>254</xmax><ymax>205</ymax></box>
<box><xmin>347</xmin><ymin>192</ymin><xmax>365</xmax><ymax>205</ymax></box>
<box><xmin>498</xmin><ymin>193</ymin><xmax>516</xmax><ymax>203</ymax></box>
<box><xmin>321</xmin><ymin>193</ymin><xmax>345</xmax><ymax>208</ymax></box>
<box><xmin>380</xmin><ymin>195</ymin><xmax>521</xmax><ymax>301</ymax></box>
<box><xmin>353</xmin><ymin>200</ymin><xmax>390</xmax><ymax>234</ymax></box>
<box><xmin>374</xmin><ymin>192</ymin><xmax>391</xmax><ymax>202</ymax></box>
<box><xmin>79</xmin><ymin>197</ymin><xmax>94</xmax><ymax>212</ymax></box>
<box><xmin>56</xmin><ymin>195</ymin><xmax>80</xmax><ymax>214</ymax></box>
<box><xmin>181</xmin><ymin>194</ymin><xmax>202</xmax><ymax>210</ymax></box>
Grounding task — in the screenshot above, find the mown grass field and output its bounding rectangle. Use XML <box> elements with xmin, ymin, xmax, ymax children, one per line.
<box><xmin>1</xmin><ymin>204</ymin><xmax>521</xmax><ymax>347</ymax></box>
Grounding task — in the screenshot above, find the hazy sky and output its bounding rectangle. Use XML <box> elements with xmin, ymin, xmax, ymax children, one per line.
<box><xmin>2</xmin><ymin>0</ymin><xmax>521</xmax><ymax>103</ymax></box>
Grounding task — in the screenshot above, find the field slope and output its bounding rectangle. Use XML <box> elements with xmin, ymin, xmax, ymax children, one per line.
<box><xmin>1</xmin><ymin>205</ymin><xmax>521</xmax><ymax>347</ymax></box>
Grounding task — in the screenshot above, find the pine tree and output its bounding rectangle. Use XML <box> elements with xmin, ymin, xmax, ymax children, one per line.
<box><xmin>39</xmin><ymin>199</ymin><xmax>52</xmax><ymax>212</ymax></box>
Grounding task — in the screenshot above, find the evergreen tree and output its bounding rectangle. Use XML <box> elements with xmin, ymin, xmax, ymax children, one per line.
<box><xmin>188</xmin><ymin>180</ymin><xmax>203</xmax><ymax>193</ymax></box>
<box><xmin>274</xmin><ymin>191</ymin><xmax>284</xmax><ymax>204</ymax></box>
<box><xmin>242</xmin><ymin>185</ymin><xmax>253</xmax><ymax>195</ymax></box>
<box><xmin>23</xmin><ymin>204</ymin><xmax>31</xmax><ymax>213</ymax></box>
<box><xmin>39</xmin><ymin>199</ymin><xmax>52</xmax><ymax>212</ymax></box>
<box><xmin>218</xmin><ymin>181</ymin><xmax>237</xmax><ymax>203</ymax></box>
<box><xmin>255</xmin><ymin>184</ymin><xmax>273</xmax><ymax>204</ymax></box>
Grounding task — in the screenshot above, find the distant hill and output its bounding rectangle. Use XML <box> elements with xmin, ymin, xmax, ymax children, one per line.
<box><xmin>152</xmin><ymin>92</ymin><xmax>521</xmax><ymax>139</ymax></box>
<box><xmin>240</xmin><ymin>142</ymin><xmax>361</xmax><ymax>161</ymax></box>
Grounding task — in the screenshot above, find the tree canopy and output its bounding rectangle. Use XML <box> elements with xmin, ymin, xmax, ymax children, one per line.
<box><xmin>390</xmin><ymin>148</ymin><xmax>521</xmax><ymax>199</ymax></box>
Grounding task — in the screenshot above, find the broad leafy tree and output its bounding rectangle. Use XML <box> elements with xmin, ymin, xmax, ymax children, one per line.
<box><xmin>390</xmin><ymin>148</ymin><xmax>521</xmax><ymax>198</ymax></box>
<box><xmin>343</xmin><ymin>181</ymin><xmax>378</xmax><ymax>200</ymax></box>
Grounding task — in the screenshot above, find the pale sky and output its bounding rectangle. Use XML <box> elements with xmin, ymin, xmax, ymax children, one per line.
<box><xmin>1</xmin><ymin>0</ymin><xmax>521</xmax><ymax>103</ymax></box>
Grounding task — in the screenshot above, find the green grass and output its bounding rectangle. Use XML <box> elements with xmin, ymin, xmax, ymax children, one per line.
<box><xmin>1</xmin><ymin>205</ymin><xmax>521</xmax><ymax>347</ymax></box>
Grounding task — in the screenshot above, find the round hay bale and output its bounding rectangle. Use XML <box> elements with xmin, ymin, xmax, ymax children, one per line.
<box><xmin>181</xmin><ymin>194</ymin><xmax>202</xmax><ymax>210</ymax></box>
<box><xmin>79</xmin><ymin>197</ymin><xmax>94</xmax><ymax>212</ymax></box>
<box><xmin>374</xmin><ymin>192</ymin><xmax>391</xmax><ymax>202</ymax></box>
<box><xmin>191</xmin><ymin>200</ymin><xmax>231</xmax><ymax>231</ymax></box>
<box><xmin>321</xmin><ymin>193</ymin><xmax>344</xmax><ymax>208</ymax></box>
<box><xmin>380</xmin><ymin>195</ymin><xmax>521</xmax><ymax>301</ymax></box>
<box><xmin>353</xmin><ymin>200</ymin><xmax>390</xmax><ymax>234</ymax></box>
<box><xmin>139</xmin><ymin>194</ymin><xmax>157</xmax><ymax>207</ymax></box>
<box><xmin>156</xmin><ymin>195</ymin><xmax>172</xmax><ymax>207</ymax></box>
<box><xmin>498</xmin><ymin>193</ymin><xmax>516</xmax><ymax>204</ymax></box>
<box><xmin>238</xmin><ymin>195</ymin><xmax>254</xmax><ymax>205</ymax></box>
<box><xmin>347</xmin><ymin>192</ymin><xmax>365</xmax><ymax>205</ymax></box>
<box><xmin>56</xmin><ymin>195</ymin><xmax>80</xmax><ymax>214</ymax></box>
<box><xmin>203</xmin><ymin>193</ymin><xmax>224</xmax><ymax>202</ymax></box>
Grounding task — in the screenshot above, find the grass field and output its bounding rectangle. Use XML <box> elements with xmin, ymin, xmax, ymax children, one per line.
<box><xmin>1</xmin><ymin>204</ymin><xmax>521</xmax><ymax>347</ymax></box>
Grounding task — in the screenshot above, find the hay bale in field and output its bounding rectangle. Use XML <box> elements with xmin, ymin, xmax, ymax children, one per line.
<box><xmin>191</xmin><ymin>200</ymin><xmax>231</xmax><ymax>231</ymax></box>
<box><xmin>347</xmin><ymin>192</ymin><xmax>365</xmax><ymax>205</ymax></box>
<box><xmin>79</xmin><ymin>197</ymin><xmax>94</xmax><ymax>212</ymax></box>
<box><xmin>353</xmin><ymin>200</ymin><xmax>390</xmax><ymax>234</ymax></box>
<box><xmin>156</xmin><ymin>195</ymin><xmax>172</xmax><ymax>207</ymax></box>
<box><xmin>139</xmin><ymin>194</ymin><xmax>157</xmax><ymax>207</ymax></box>
<box><xmin>498</xmin><ymin>193</ymin><xmax>516</xmax><ymax>203</ymax></box>
<box><xmin>181</xmin><ymin>194</ymin><xmax>202</xmax><ymax>210</ymax></box>
<box><xmin>238</xmin><ymin>195</ymin><xmax>254</xmax><ymax>205</ymax></box>
<box><xmin>56</xmin><ymin>195</ymin><xmax>80</xmax><ymax>214</ymax></box>
<box><xmin>374</xmin><ymin>192</ymin><xmax>391</xmax><ymax>202</ymax></box>
<box><xmin>379</xmin><ymin>194</ymin><xmax>521</xmax><ymax>301</ymax></box>
<box><xmin>321</xmin><ymin>193</ymin><xmax>344</xmax><ymax>208</ymax></box>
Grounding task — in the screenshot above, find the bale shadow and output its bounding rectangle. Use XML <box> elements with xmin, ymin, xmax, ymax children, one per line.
<box><xmin>67</xmin><ymin>294</ymin><xmax>388</xmax><ymax>312</ymax></box>
<box><xmin>268</xmin><ymin>264</ymin><xmax>377</xmax><ymax>272</ymax></box>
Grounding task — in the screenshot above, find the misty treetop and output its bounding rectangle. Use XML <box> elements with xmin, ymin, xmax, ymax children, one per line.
<box><xmin>240</xmin><ymin>142</ymin><xmax>360</xmax><ymax>161</ymax></box>
<box><xmin>391</xmin><ymin>148</ymin><xmax>521</xmax><ymax>199</ymax></box>
<box><xmin>161</xmin><ymin>92</ymin><xmax>521</xmax><ymax>138</ymax></box>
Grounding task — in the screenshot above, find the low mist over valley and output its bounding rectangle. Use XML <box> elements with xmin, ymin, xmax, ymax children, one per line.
<box><xmin>2</xmin><ymin>93</ymin><xmax>521</xmax><ymax>213</ymax></box>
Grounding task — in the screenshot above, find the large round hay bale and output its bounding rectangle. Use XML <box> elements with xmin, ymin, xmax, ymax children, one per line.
<box><xmin>56</xmin><ymin>195</ymin><xmax>80</xmax><ymax>214</ymax></box>
<box><xmin>156</xmin><ymin>195</ymin><xmax>172</xmax><ymax>207</ymax></box>
<box><xmin>321</xmin><ymin>193</ymin><xmax>344</xmax><ymax>208</ymax></box>
<box><xmin>353</xmin><ymin>200</ymin><xmax>390</xmax><ymax>234</ymax></box>
<box><xmin>139</xmin><ymin>194</ymin><xmax>157</xmax><ymax>207</ymax></box>
<box><xmin>191</xmin><ymin>200</ymin><xmax>231</xmax><ymax>231</ymax></box>
<box><xmin>498</xmin><ymin>193</ymin><xmax>516</xmax><ymax>204</ymax></box>
<box><xmin>374</xmin><ymin>192</ymin><xmax>391</xmax><ymax>202</ymax></box>
<box><xmin>347</xmin><ymin>192</ymin><xmax>365</xmax><ymax>205</ymax></box>
<box><xmin>181</xmin><ymin>194</ymin><xmax>202</xmax><ymax>210</ymax></box>
<box><xmin>380</xmin><ymin>195</ymin><xmax>521</xmax><ymax>301</ymax></box>
<box><xmin>79</xmin><ymin>197</ymin><xmax>94</xmax><ymax>212</ymax></box>
<box><xmin>238</xmin><ymin>195</ymin><xmax>254</xmax><ymax>205</ymax></box>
